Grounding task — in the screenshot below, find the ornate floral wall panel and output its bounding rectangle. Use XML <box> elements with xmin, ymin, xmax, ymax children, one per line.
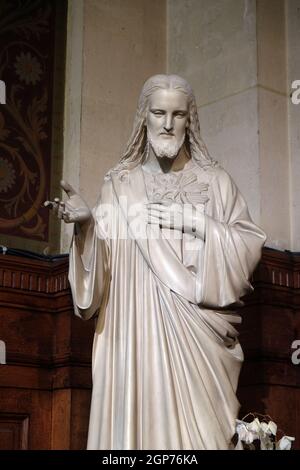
<box><xmin>0</xmin><ymin>0</ymin><xmax>66</xmax><ymax>253</ymax></box>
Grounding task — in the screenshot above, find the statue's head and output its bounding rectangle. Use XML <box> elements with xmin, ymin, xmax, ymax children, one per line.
<box><xmin>115</xmin><ymin>74</ymin><xmax>215</xmax><ymax>172</ymax></box>
<box><xmin>144</xmin><ymin>76</ymin><xmax>190</xmax><ymax>161</ymax></box>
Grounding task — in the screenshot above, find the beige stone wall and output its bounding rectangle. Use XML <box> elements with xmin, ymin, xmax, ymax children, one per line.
<box><xmin>62</xmin><ymin>0</ymin><xmax>166</xmax><ymax>251</ymax></box>
<box><xmin>167</xmin><ymin>0</ymin><xmax>260</xmax><ymax>223</ymax></box>
<box><xmin>167</xmin><ymin>0</ymin><xmax>296</xmax><ymax>251</ymax></box>
<box><xmin>80</xmin><ymin>0</ymin><xmax>166</xmax><ymax>206</ymax></box>
<box><xmin>287</xmin><ymin>0</ymin><xmax>300</xmax><ymax>251</ymax></box>
<box><xmin>257</xmin><ymin>0</ymin><xmax>290</xmax><ymax>250</ymax></box>
<box><xmin>62</xmin><ymin>0</ymin><xmax>300</xmax><ymax>252</ymax></box>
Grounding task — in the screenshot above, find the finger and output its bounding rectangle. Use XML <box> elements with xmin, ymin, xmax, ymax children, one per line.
<box><xmin>44</xmin><ymin>200</ymin><xmax>55</xmax><ymax>209</ymax></box>
<box><xmin>147</xmin><ymin>215</ymin><xmax>161</xmax><ymax>225</ymax></box>
<box><xmin>149</xmin><ymin>219</ymin><xmax>172</xmax><ymax>230</ymax></box>
<box><xmin>147</xmin><ymin>203</ymin><xmax>164</xmax><ymax>208</ymax></box>
<box><xmin>62</xmin><ymin>211</ymin><xmax>71</xmax><ymax>223</ymax></box>
<box><xmin>158</xmin><ymin>218</ymin><xmax>175</xmax><ymax>229</ymax></box>
<box><xmin>57</xmin><ymin>201</ymin><xmax>65</xmax><ymax>219</ymax></box>
<box><xmin>148</xmin><ymin>210</ymin><xmax>173</xmax><ymax>223</ymax></box>
<box><xmin>147</xmin><ymin>208</ymin><xmax>163</xmax><ymax>217</ymax></box>
<box><xmin>159</xmin><ymin>201</ymin><xmax>173</xmax><ymax>207</ymax></box>
<box><xmin>148</xmin><ymin>208</ymin><xmax>172</xmax><ymax>220</ymax></box>
<box><xmin>60</xmin><ymin>180</ymin><xmax>77</xmax><ymax>198</ymax></box>
<box><xmin>64</xmin><ymin>200</ymin><xmax>75</xmax><ymax>213</ymax></box>
<box><xmin>147</xmin><ymin>203</ymin><xmax>169</xmax><ymax>212</ymax></box>
<box><xmin>45</xmin><ymin>200</ymin><xmax>59</xmax><ymax>214</ymax></box>
<box><xmin>148</xmin><ymin>200</ymin><xmax>172</xmax><ymax>207</ymax></box>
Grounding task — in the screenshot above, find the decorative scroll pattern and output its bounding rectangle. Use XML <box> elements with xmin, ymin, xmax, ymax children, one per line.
<box><xmin>0</xmin><ymin>1</ymin><xmax>56</xmax><ymax>240</ymax></box>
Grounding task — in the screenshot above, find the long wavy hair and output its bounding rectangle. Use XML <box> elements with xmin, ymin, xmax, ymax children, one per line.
<box><xmin>109</xmin><ymin>74</ymin><xmax>216</xmax><ymax>176</ymax></box>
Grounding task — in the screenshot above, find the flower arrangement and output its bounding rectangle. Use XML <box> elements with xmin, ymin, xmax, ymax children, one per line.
<box><xmin>235</xmin><ymin>413</ymin><xmax>295</xmax><ymax>450</ymax></box>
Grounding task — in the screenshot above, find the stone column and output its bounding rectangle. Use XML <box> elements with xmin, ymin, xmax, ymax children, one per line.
<box><xmin>287</xmin><ymin>0</ymin><xmax>300</xmax><ymax>251</ymax></box>
<box><xmin>168</xmin><ymin>0</ymin><xmax>294</xmax><ymax>250</ymax></box>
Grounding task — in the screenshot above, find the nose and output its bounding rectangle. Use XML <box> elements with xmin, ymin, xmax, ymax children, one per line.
<box><xmin>163</xmin><ymin>114</ymin><xmax>174</xmax><ymax>132</ymax></box>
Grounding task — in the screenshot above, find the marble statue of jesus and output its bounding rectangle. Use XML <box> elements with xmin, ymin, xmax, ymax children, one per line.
<box><xmin>45</xmin><ymin>74</ymin><xmax>266</xmax><ymax>450</ymax></box>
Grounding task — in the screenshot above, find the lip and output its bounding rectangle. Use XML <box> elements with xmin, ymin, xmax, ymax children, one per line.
<box><xmin>160</xmin><ymin>133</ymin><xmax>174</xmax><ymax>137</ymax></box>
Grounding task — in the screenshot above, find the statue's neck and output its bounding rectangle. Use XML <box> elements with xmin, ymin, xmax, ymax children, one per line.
<box><xmin>142</xmin><ymin>144</ymin><xmax>191</xmax><ymax>174</ymax></box>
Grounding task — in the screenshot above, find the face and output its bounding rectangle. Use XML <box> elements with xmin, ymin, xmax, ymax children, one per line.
<box><xmin>146</xmin><ymin>88</ymin><xmax>189</xmax><ymax>159</ymax></box>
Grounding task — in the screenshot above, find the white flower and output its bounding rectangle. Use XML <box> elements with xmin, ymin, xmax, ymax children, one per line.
<box><xmin>276</xmin><ymin>436</ymin><xmax>295</xmax><ymax>450</ymax></box>
<box><xmin>14</xmin><ymin>52</ymin><xmax>42</xmax><ymax>85</ymax></box>
<box><xmin>260</xmin><ymin>420</ymin><xmax>277</xmax><ymax>436</ymax></box>
<box><xmin>236</xmin><ymin>421</ymin><xmax>250</xmax><ymax>442</ymax></box>
<box><xmin>236</xmin><ymin>417</ymin><xmax>295</xmax><ymax>451</ymax></box>
<box><xmin>259</xmin><ymin>420</ymin><xmax>277</xmax><ymax>450</ymax></box>
<box><xmin>247</xmin><ymin>418</ymin><xmax>261</xmax><ymax>434</ymax></box>
<box><xmin>236</xmin><ymin>419</ymin><xmax>259</xmax><ymax>444</ymax></box>
<box><xmin>0</xmin><ymin>157</ymin><xmax>16</xmax><ymax>193</ymax></box>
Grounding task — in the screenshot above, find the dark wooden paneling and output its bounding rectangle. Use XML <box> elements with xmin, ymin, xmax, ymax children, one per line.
<box><xmin>0</xmin><ymin>253</ymin><xmax>93</xmax><ymax>449</ymax></box>
<box><xmin>0</xmin><ymin>413</ymin><xmax>29</xmax><ymax>450</ymax></box>
<box><xmin>238</xmin><ymin>248</ymin><xmax>300</xmax><ymax>449</ymax></box>
<box><xmin>0</xmin><ymin>248</ymin><xmax>299</xmax><ymax>449</ymax></box>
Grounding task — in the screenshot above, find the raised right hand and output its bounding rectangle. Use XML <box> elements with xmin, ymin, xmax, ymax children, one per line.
<box><xmin>44</xmin><ymin>180</ymin><xmax>92</xmax><ymax>224</ymax></box>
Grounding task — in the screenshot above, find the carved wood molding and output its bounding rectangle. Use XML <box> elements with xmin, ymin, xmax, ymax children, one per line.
<box><xmin>254</xmin><ymin>248</ymin><xmax>300</xmax><ymax>288</ymax></box>
<box><xmin>245</xmin><ymin>248</ymin><xmax>300</xmax><ymax>309</ymax></box>
<box><xmin>1</xmin><ymin>247</ymin><xmax>299</xmax><ymax>292</ymax></box>
<box><xmin>0</xmin><ymin>253</ymin><xmax>93</xmax><ymax>391</ymax></box>
<box><xmin>0</xmin><ymin>254</ymin><xmax>69</xmax><ymax>294</ymax></box>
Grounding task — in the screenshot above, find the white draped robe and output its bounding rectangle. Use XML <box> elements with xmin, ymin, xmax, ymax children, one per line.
<box><xmin>68</xmin><ymin>163</ymin><xmax>266</xmax><ymax>450</ymax></box>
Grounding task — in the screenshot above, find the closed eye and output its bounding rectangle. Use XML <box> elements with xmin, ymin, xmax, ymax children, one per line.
<box><xmin>174</xmin><ymin>111</ymin><xmax>188</xmax><ymax>118</ymax></box>
<box><xmin>150</xmin><ymin>109</ymin><xmax>165</xmax><ymax>116</ymax></box>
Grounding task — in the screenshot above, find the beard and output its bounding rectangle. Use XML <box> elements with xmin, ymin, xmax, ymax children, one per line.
<box><xmin>147</xmin><ymin>128</ymin><xmax>185</xmax><ymax>159</ymax></box>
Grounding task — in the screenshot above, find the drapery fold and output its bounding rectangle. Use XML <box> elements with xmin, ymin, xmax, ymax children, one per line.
<box><xmin>201</xmin><ymin>169</ymin><xmax>266</xmax><ymax>308</ymax></box>
<box><xmin>68</xmin><ymin>163</ymin><xmax>266</xmax><ymax>450</ymax></box>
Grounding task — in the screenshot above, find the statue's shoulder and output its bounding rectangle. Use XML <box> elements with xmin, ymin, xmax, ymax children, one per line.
<box><xmin>209</xmin><ymin>164</ymin><xmax>235</xmax><ymax>189</ymax></box>
<box><xmin>93</xmin><ymin>173</ymin><xmax>114</xmax><ymax>207</ymax></box>
<box><xmin>207</xmin><ymin>164</ymin><xmax>242</xmax><ymax>207</ymax></box>
<box><xmin>105</xmin><ymin>163</ymin><xmax>142</xmax><ymax>184</ymax></box>
<box><xmin>103</xmin><ymin>167</ymin><xmax>114</xmax><ymax>183</ymax></box>
<box><xmin>102</xmin><ymin>177</ymin><xmax>113</xmax><ymax>194</ymax></box>
<box><xmin>104</xmin><ymin>164</ymin><xmax>129</xmax><ymax>181</ymax></box>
